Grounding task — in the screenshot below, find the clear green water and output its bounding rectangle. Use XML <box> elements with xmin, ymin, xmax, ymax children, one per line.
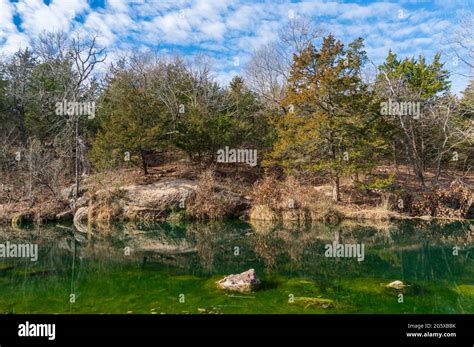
<box><xmin>0</xmin><ymin>219</ymin><xmax>473</xmax><ymax>314</ymax></box>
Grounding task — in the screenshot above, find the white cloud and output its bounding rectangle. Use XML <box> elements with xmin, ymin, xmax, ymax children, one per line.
<box><xmin>143</xmin><ymin>11</ymin><xmax>192</xmax><ymax>44</ymax></box>
<box><xmin>15</xmin><ymin>0</ymin><xmax>90</xmax><ymax>35</ymax></box>
<box><xmin>0</xmin><ymin>0</ymin><xmax>469</xmax><ymax>92</ymax></box>
<box><xmin>0</xmin><ymin>0</ymin><xmax>28</xmax><ymax>54</ymax></box>
<box><xmin>0</xmin><ymin>0</ymin><xmax>17</xmax><ymax>33</ymax></box>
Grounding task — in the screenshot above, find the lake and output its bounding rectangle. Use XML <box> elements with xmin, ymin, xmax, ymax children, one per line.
<box><xmin>0</xmin><ymin>219</ymin><xmax>473</xmax><ymax>314</ymax></box>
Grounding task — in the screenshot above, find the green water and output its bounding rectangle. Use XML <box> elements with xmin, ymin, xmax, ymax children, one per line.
<box><xmin>0</xmin><ymin>219</ymin><xmax>473</xmax><ymax>314</ymax></box>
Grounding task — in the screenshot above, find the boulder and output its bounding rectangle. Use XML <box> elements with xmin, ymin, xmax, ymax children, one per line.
<box><xmin>386</xmin><ymin>280</ymin><xmax>408</xmax><ymax>289</ymax></box>
<box><xmin>121</xmin><ymin>179</ymin><xmax>197</xmax><ymax>210</ymax></box>
<box><xmin>71</xmin><ymin>179</ymin><xmax>251</xmax><ymax>223</ymax></box>
<box><xmin>215</xmin><ymin>190</ymin><xmax>251</xmax><ymax>218</ymax></box>
<box><xmin>60</xmin><ymin>184</ymin><xmax>87</xmax><ymax>201</ymax></box>
<box><xmin>217</xmin><ymin>269</ymin><xmax>260</xmax><ymax>292</ymax></box>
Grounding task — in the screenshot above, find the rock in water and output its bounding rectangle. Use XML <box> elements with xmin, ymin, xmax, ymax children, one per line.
<box><xmin>217</xmin><ymin>269</ymin><xmax>260</xmax><ymax>292</ymax></box>
<box><xmin>386</xmin><ymin>280</ymin><xmax>407</xmax><ymax>289</ymax></box>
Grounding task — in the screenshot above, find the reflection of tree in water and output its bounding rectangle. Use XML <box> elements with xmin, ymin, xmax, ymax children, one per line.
<box><xmin>251</xmin><ymin>234</ymin><xmax>283</xmax><ymax>271</ymax></box>
<box><xmin>187</xmin><ymin>222</ymin><xmax>252</xmax><ymax>272</ymax></box>
<box><xmin>274</xmin><ymin>230</ymin><xmax>319</xmax><ymax>263</ymax></box>
<box><xmin>247</xmin><ymin>219</ymin><xmax>474</xmax><ymax>278</ymax></box>
<box><xmin>384</xmin><ymin>220</ymin><xmax>472</xmax><ymax>247</ymax></box>
<box><xmin>188</xmin><ymin>223</ymin><xmax>218</xmax><ymax>271</ymax></box>
<box><xmin>3</xmin><ymin>219</ymin><xmax>471</xmax><ymax>280</ymax></box>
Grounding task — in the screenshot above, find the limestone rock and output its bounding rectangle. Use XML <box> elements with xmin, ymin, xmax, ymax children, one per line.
<box><xmin>386</xmin><ymin>280</ymin><xmax>408</xmax><ymax>289</ymax></box>
<box><xmin>217</xmin><ymin>269</ymin><xmax>260</xmax><ymax>292</ymax></box>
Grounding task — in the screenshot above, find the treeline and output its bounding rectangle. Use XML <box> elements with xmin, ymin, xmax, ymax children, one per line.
<box><xmin>0</xmin><ymin>20</ymin><xmax>473</xmax><ymax>203</ymax></box>
<box><xmin>89</xmin><ymin>55</ymin><xmax>270</xmax><ymax>174</ymax></box>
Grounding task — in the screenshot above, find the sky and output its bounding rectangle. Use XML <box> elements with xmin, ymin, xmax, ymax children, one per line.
<box><xmin>0</xmin><ymin>0</ymin><xmax>473</xmax><ymax>94</ymax></box>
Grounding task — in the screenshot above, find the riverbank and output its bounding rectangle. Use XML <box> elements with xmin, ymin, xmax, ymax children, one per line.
<box><xmin>1</xmin><ymin>162</ymin><xmax>473</xmax><ymax>227</ymax></box>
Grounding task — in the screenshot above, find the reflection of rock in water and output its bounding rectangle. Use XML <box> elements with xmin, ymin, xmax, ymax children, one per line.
<box><xmin>127</xmin><ymin>234</ymin><xmax>197</xmax><ymax>255</ymax></box>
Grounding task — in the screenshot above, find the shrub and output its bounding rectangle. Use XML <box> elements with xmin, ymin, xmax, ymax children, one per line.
<box><xmin>250</xmin><ymin>175</ymin><xmax>281</xmax><ymax>208</ymax></box>
<box><xmin>186</xmin><ymin>170</ymin><xmax>233</xmax><ymax>220</ymax></box>
<box><xmin>250</xmin><ymin>175</ymin><xmax>341</xmax><ymax>224</ymax></box>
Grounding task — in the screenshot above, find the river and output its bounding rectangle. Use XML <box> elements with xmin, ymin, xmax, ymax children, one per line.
<box><xmin>0</xmin><ymin>219</ymin><xmax>473</xmax><ymax>314</ymax></box>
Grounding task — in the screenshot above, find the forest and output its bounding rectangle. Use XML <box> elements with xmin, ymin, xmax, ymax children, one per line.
<box><xmin>0</xmin><ymin>19</ymin><xmax>473</xmax><ymax>225</ymax></box>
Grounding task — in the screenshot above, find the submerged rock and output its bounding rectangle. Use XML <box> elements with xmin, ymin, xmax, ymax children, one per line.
<box><xmin>292</xmin><ymin>297</ymin><xmax>334</xmax><ymax>309</ymax></box>
<box><xmin>217</xmin><ymin>269</ymin><xmax>260</xmax><ymax>292</ymax></box>
<box><xmin>386</xmin><ymin>280</ymin><xmax>408</xmax><ymax>289</ymax></box>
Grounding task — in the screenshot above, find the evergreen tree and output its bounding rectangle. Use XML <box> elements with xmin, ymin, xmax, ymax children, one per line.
<box><xmin>90</xmin><ymin>70</ymin><xmax>167</xmax><ymax>174</ymax></box>
<box><xmin>267</xmin><ymin>35</ymin><xmax>386</xmax><ymax>201</ymax></box>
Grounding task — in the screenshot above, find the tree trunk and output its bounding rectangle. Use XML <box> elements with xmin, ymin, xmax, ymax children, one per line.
<box><xmin>140</xmin><ymin>150</ymin><xmax>148</xmax><ymax>175</ymax></box>
<box><xmin>434</xmin><ymin>153</ymin><xmax>443</xmax><ymax>184</ymax></box>
<box><xmin>75</xmin><ymin>118</ymin><xmax>80</xmax><ymax>199</ymax></box>
<box><xmin>392</xmin><ymin>140</ymin><xmax>399</xmax><ymax>173</ymax></box>
<box><xmin>416</xmin><ymin>167</ymin><xmax>425</xmax><ymax>187</ymax></box>
<box><xmin>332</xmin><ymin>177</ymin><xmax>340</xmax><ymax>202</ymax></box>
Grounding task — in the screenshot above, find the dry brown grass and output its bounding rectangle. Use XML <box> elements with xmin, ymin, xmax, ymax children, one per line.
<box><xmin>85</xmin><ymin>188</ymin><xmax>125</xmax><ymax>229</ymax></box>
<box><xmin>250</xmin><ymin>175</ymin><xmax>281</xmax><ymax>207</ymax></box>
<box><xmin>186</xmin><ymin>170</ymin><xmax>233</xmax><ymax>220</ymax></box>
<box><xmin>249</xmin><ymin>204</ymin><xmax>279</xmax><ymax>221</ymax></box>
<box><xmin>249</xmin><ymin>175</ymin><xmax>341</xmax><ymax>223</ymax></box>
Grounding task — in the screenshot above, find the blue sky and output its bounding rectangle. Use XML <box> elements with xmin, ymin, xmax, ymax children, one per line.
<box><xmin>0</xmin><ymin>0</ymin><xmax>473</xmax><ymax>93</ymax></box>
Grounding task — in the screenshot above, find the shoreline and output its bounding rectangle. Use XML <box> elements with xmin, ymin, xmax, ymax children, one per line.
<box><xmin>1</xmin><ymin>202</ymin><xmax>472</xmax><ymax>227</ymax></box>
<box><xmin>1</xmin><ymin>166</ymin><xmax>472</xmax><ymax>227</ymax></box>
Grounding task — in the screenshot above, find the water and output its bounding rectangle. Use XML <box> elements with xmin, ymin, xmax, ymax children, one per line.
<box><xmin>0</xmin><ymin>219</ymin><xmax>473</xmax><ymax>314</ymax></box>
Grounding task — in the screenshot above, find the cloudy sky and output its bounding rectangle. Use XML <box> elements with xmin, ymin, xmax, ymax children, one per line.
<box><xmin>0</xmin><ymin>0</ymin><xmax>473</xmax><ymax>93</ymax></box>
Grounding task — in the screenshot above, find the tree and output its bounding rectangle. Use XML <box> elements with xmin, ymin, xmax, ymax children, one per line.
<box><xmin>450</xmin><ymin>11</ymin><xmax>474</xmax><ymax>73</ymax></box>
<box><xmin>0</xmin><ymin>49</ymin><xmax>37</xmax><ymax>144</ymax></box>
<box><xmin>425</xmin><ymin>94</ymin><xmax>471</xmax><ymax>181</ymax></box>
<box><xmin>460</xmin><ymin>79</ymin><xmax>474</xmax><ymax>119</ymax></box>
<box><xmin>267</xmin><ymin>35</ymin><xmax>386</xmax><ymax>201</ymax></box>
<box><xmin>457</xmin><ymin>80</ymin><xmax>474</xmax><ymax>175</ymax></box>
<box><xmin>245</xmin><ymin>18</ymin><xmax>323</xmax><ymax>112</ymax></box>
<box><xmin>224</xmin><ymin>76</ymin><xmax>270</xmax><ymax>153</ymax></box>
<box><xmin>376</xmin><ymin>51</ymin><xmax>451</xmax><ymax>186</ymax></box>
<box><xmin>90</xmin><ymin>61</ymin><xmax>168</xmax><ymax>175</ymax></box>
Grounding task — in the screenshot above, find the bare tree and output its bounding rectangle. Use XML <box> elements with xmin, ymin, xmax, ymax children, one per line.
<box><xmin>31</xmin><ymin>31</ymin><xmax>106</xmax><ymax>199</ymax></box>
<box><xmin>244</xmin><ymin>18</ymin><xmax>323</xmax><ymax>111</ymax></box>
<box><xmin>425</xmin><ymin>95</ymin><xmax>473</xmax><ymax>182</ymax></box>
<box><xmin>450</xmin><ymin>11</ymin><xmax>474</xmax><ymax>75</ymax></box>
